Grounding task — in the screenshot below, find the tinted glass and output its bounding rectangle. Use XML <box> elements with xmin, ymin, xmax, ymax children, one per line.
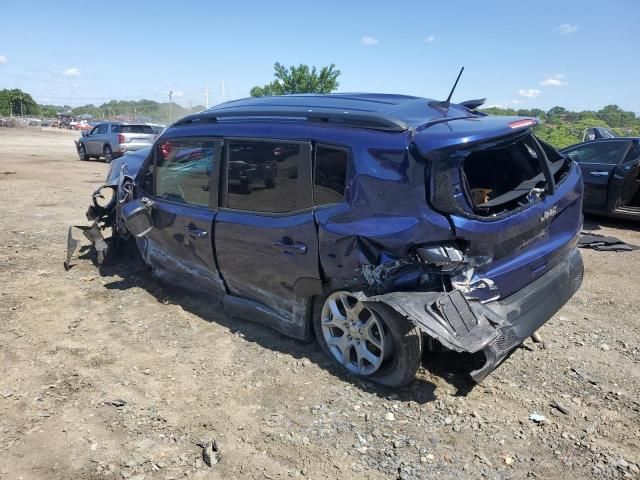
<box><xmin>123</xmin><ymin>125</ymin><xmax>154</xmax><ymax>134</ymax></box>
<box><xmin>565</xmin><ymin>142</ymin><xmax>629</xmax><ymax>165</ymax></box>
<box><xmin>624</xmin><ymin>142</ymin><xmax>640</xmax><ymax>162</ymax></box>
<box><xmin>226</xmin><ymin>140</ymin><xmax>302</xmax><ymax>213</ymax></box>
<box><xmin>96</xmin><ymin>124</ymin><xmax>108</xmax><ymax>134</ymax></box>
<box><xmin>155</xmin><ymin>140</ymin><xmax>217</xmax><ymax>207</ymax></box>
<box><xmin>315</xmin><ymin>146</ymin><xmax>347</xmax><ymax>205</ymax></box>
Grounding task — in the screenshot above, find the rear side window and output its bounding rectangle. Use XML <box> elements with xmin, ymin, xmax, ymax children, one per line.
<box><xmin>155</xmin><ymin>139</ymin><xmax>218</xmax><ymax>207</ymax></box>
<box><xmin>565</xmin><ymin>142</ymin><xmax>629</xmax><ymax>165</ymax></box>
<box><xmin>114</xmin><ymin>124</ymin><xmax>154</xmax><ymax>134</ymax></box>
<box><xmin>225</xmin><ymin>140</ymin><xmax>305</xmax><ymax>213</ymax></box>
<box><xmin>314</xmin><ymin>146</ymin><xmax>347</xmax><ymax>205</ymax></box>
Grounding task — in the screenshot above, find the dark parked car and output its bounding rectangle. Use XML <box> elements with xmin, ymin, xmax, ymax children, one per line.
<box><xmin>67</xmin><ymin>94</ymin><xmax>584</xmax><ymax>387</ymax></box>
<box><xmin>583</xmin><ymin>126</ymin><xmax>616</xmax><ymax>142</ymax></box>
<box><xmin>561</xmin><ymin>138</ymin><xmax>640</xmax><ymax>218</ymax></box>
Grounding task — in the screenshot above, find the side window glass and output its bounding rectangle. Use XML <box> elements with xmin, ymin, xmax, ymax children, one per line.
<box><xmin>97</xmin><ymin>124</ymin><xmax>108</xmax><ymax>134</ymax></box>
<box><xmin>89</xmin><ymin>126</ymin><xmax>99</xmax><ymax>136</ymax></box>
<box><xmin>226</xmin><ymin>140</ymin><xmax>302</xmax><ymax>213</ymax></box>
<box><xmin>314</xmin><ymin>146</ymin><xmax>347</xmax><ymax>205</ymax></box>
<box><xmin>624</xmin><ymin>142</ymin><xmax>640</xmax><ymax>162</ymax></box>
<box><xmin>569</xmin><ymin>142</ymin><xmax>628</xmax><ymax>165</ymax></box>
<box><xmin>111</xmin><ymin>124</ymin><xmax>121</xmax><ymax>134</ymax></box>
<box><xmin>155</xmin><ymin>139</ymin><xmax>217</xmax><ymax>207</ymax></box>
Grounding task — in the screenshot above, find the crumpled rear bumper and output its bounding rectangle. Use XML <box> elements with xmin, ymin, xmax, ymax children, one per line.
<box><xmin>367</xmin><ymin>248</ymin><xmax>584</xmax><ymax>382</ymax></box>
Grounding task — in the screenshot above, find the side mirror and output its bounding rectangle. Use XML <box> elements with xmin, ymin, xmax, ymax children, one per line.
<box><xmin>81</xmin><ymin>131</ymin><xmax>89</xmax><ymax>137</ymax></box>
<box><xmin>122</xmin><ymin>199</ymin><xmax>153</xmax><ymax>237</ymax></box>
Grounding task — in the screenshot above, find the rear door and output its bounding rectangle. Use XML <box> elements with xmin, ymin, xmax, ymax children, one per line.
<box><xmin>140</xmin><ymin>137</ymin><xmax>225</xmax><ymax>296</ymax></box>
<box><xmin>564</xmin><ymin>140</ymin><xmax>631</xmax><ymax>210</ymax></box>
<box><xmin>214</xmin><ymin>138</ymin><xmax>319</xmax><ymax>319</ymax></box>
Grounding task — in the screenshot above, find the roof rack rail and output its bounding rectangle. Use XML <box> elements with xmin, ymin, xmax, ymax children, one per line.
<box><xmin>175</xmin><ymin>107</ymin><xmax>410</xmax><ymax>132</ymax></box>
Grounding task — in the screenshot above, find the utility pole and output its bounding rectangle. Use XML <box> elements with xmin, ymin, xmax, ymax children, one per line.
<box><xmin>169</xmin><ymin>90</ymin><xmax>173</xmax><ymax>123</ymax></box>
<box><xmin>221</xmin><ymin>81</ymin><xmax>225</xmax><ymax>103</ymax></box>
<box><xmin>19</xmin><ymin>94</ymin><xmax>24</xmax><ymax>117</ymax></box>
<box><xmin>204</xmin><ymin>86</ymin><xmax>209</xmax><ymax>109</ymax></box>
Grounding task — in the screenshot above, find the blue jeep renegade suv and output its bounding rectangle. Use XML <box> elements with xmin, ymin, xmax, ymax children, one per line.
<box><xmin>68</xmin><ymin>93</ymin><xmax>584</xmax><ymax>387</ymax></box>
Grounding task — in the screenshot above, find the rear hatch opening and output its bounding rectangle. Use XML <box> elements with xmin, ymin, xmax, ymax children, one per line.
<box><xmin>461</xmin><ymin>134</ymin><xmax>552</xmax><ymax>216</ymax></box>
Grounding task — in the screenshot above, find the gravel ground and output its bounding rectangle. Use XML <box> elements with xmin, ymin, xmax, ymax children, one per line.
<box><xmin>0</xmin><ymin>128</ymin><xmax>639</xmax><ymax>480</ymax></box>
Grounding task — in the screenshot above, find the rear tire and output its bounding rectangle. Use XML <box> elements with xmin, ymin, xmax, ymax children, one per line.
<box><xmin>313</xmin><ymin>292</ymin><xmax>422</xmax><ymax>388</ymax></box>
<box><xmin>103</xmin><ymin>145</ymin><xmax>113</xmax><ymax>163</ymax></box>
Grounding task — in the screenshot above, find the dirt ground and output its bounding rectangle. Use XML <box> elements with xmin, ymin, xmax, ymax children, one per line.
<box><xmin>0</xmin><ymin>128</ymin><xmax>638</xmax><ymax>480</ymax></box>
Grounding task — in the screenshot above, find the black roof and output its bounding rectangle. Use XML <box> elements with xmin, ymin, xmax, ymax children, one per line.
<box><xmin>176</xmin><ymin>93</ymin><xmax>478</xmax><ymax>132</ymax></box>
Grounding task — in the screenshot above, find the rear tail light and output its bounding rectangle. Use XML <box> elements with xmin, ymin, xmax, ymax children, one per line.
<box><xmin>118</xmin><ymin>134</ymin><xmax>125</xmax><ymax>144</ymax></box>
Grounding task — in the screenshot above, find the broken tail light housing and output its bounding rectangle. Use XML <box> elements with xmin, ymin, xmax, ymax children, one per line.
<box><xmin>415</xmin><ymin>244</ymin><xmax>466</xmax><ymax>272</ymax></box>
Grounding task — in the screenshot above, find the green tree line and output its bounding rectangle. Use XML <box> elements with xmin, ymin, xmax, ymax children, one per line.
<box><xmin>0</xmin><ymin>89</ymin><xmax>204</xmax><ymax>123</ymax></box>
<box><xmin>482</xmin><ymin>104</ymin><xmax>640</xmax><ymax>148</ymax></box>
<box><xmin>2</xmin><ymin>81</ymin><xmax>639</xmax><ymax>149</ymax></box>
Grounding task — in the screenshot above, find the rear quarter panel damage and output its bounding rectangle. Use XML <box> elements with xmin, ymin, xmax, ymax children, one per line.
<box><xmin>314</xmin><ymin>146</ymin><xmax>454</xmax><ymax>294</ymax></box>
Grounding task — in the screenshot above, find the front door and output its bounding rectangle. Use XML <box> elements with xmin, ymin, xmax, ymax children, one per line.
<box><xmin>214</xmin><ymin>139</ymin><xmax>320</xmax><ymax>320</ymax></box>
<box><xmin>565</xmin><ymin>140</ymin><xmax>631</xmax><ymax>211</ymax></box>
<box><xmin>140</xmin><ymin>137</ymin><xmax>225</xmax><ymax>296</ymax></box>
<box><xmin>608</xmin><ymin>141</ymin><xmax>640</xmax><ymax>209</ymax></box>
<box><xmin>92</xmin><ymin>123</ymin><xmax>109</xmax><ymax>156</ymax></box>
<box><xmin>85</xmin><ymin>124</ymin><xmax>103</xmax><ymax>155</ymax></box>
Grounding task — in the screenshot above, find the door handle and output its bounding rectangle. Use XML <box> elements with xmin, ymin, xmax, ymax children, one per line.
<box><xmin>185</xmin><ymin>225</ymin><xmax>208</xmax><ymax>238</ymax></box>
<box><xmin>589</xmin><ymin>171</ymin><xmax>609</xmax><ymax>176</ymax></box>
<box><xmin>272</xmin><ymin>241</ymin><xmax>307</xmax><ymax>254</ymax></box>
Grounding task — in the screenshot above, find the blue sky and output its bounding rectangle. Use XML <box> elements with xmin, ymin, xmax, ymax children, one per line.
<box><xmin>1</xmin><ymin>0</ymin><xmax>639</xmax><ymax>112</ymax></box>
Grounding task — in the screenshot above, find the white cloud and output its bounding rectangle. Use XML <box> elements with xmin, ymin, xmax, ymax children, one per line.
<box><xmin>0</xmin><ymin>55</ymin><xmax>8</xmax><ymax>65</ymax></box>
<box><xmin>511</xmin><ymin>99</ymin><xmax>526</xmax><ymax>104</ymax></box>
<box><xmin>424</xmin><ymin>36</ymin><xmax>435</xmax><ymax>43</ymax></box>
<box><xmin>540</xmin><ymin>74</ymin><xmax>568</xmax><ymax>86</ymax></box>
<box><xmin>518</xmin><ymin>88</ymin><xmax>541</xmax><ymax>98</ymax></box>
<box><xmin>555</xmin><ymin>24</ymin><xmax>578</xmax><ymax>34</ymax></box>
<box><xmin>361</xmin><ymin>36</ymin><xmax>379</xmax><ymax>46</ymax></box>
<box><xmin>62</xmin><ymin>67</ymin><xmax>80</xmax><ymax>77</ymax></box>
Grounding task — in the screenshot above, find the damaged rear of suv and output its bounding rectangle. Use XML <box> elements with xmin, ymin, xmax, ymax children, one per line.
<box><xmin>67</xmin><ymin>93</ymin><xmax>584</xmax><ymax>387</ymax></box>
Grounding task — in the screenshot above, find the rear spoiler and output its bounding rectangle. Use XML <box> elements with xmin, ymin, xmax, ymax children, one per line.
<box><xmin>413</xmin><ymin>115</ymin><xmax>540</xmax><ymax>152</ymax></box>
<box><xmin>459</xmin><ymin>98</ymin><xmax>486</xmax><ymax>111</ymax></box>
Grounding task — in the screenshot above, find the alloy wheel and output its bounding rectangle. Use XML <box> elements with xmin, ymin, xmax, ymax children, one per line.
<box><xmin>320</xmin><ymin>291</ymin><xmax>391</xmax><ymax>375</ymax></box>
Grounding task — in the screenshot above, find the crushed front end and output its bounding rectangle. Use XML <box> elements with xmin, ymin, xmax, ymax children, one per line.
<box><xmin>64</xmin><ymin>149</ymin><xmax>146</xmax><ymax>270</ymax></box>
